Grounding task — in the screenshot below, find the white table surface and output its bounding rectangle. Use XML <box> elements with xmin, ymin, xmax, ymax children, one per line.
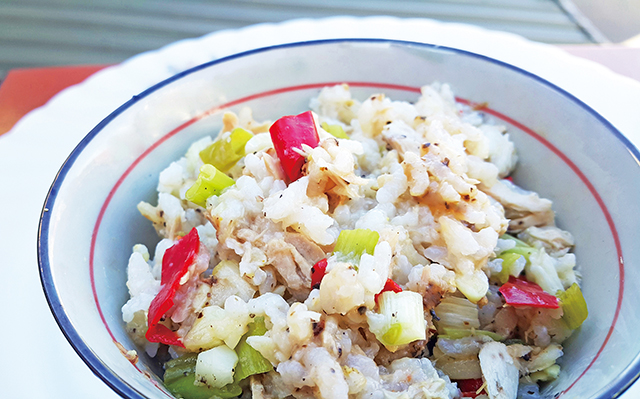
<box><xmin>1</xmin><ymin>16</ymin><xmax>639</xmax><ymax>398</ymax></box>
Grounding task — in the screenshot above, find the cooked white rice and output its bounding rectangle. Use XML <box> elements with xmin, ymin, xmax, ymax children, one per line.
<box><xmin>122</xmin><ymin>83</ymin><xmax>581</xmax><ymax>399</ymax></box>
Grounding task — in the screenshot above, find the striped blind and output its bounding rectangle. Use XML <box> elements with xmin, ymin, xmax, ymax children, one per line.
<box><xmin>0</xmin><ymin>0</ymin><xmax>602</xmax><ymax>77</ymax></box>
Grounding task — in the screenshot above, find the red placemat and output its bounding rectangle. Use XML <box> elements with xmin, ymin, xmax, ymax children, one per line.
<box><xmin>0</xmin><ymin>65</ymin><xmax>110</xmax><ymax>136</ymax></box>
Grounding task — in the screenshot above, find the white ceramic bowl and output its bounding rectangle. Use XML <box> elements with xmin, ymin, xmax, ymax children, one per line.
<box><xmin>38</xmin><ymin>39</ymin><xmax>640</xmax><ymax>399</ymax></box>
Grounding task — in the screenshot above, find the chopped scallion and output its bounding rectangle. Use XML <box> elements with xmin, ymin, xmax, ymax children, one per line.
<box><xmin>185</xmin><ymin>164</ymin><xmax>235</xmax><ymax>207</ymax></box>
<box><xmin>165</xmin><ymin>375</ymin><xmax>242</xmax><ymax>399</ymax></box>
<box><xmin>530</xmin><ymin>364</ymin><xmax>561</xmax><ymax>382</ymax></box>
<box><xmin>367</xmin><ymin>291</ymin><xmax>426</xmax><ymax>348</ymax></box>
<box><xmin>454</xmin><ymin>270</ymin><xmax>489</xmax><ymax>304</ymax></box>
<box><xmin>163</xmin><ymin>353</ymin><xmax>242</xmax><ymax>399</ymax></box>
<box><xmin>502</xmin><ymin>246</ymin><xmax>535</xmax><ymax>262</ymax></box>
<box><xmin>164</xmin><ymin>353</ymin><xmax>198</xmax><ymax>386</ymax></box>
<box><xmin>333</xmin><ymin>228</ymin><xmax>379</xmax><ymax>263</ymax></box>
<box><xmin>233</xmin><ymin>316</ymin><xmax>273</xmax><ymax>382</ymax></box>
<box><xmin>439</xmin><ymin>328</ymin><xmax>504</xmax><ymax>341</ymax></box>
<box><xmin>321</xmin><ymin>122</ymin><xmax>349</xmax><ymax>139</ymax></box>
<box><xmin>434</xmin><ymin>296</ymin><xmax>480</xmax><ymax>333</ymax></box>
<box><xmin>199</xmin><ymin>127</ymin><xmax>253</xmax><ymax>172</ymax></box>
<box><xmin>495</xmin><ymin>253</ymin><xmax>525</xmax><ymax>284</ymax></box>
<box><xmin>557</xmin><ymin>283</ymin><xmax>588</xmax><ymax>329</ymax></box>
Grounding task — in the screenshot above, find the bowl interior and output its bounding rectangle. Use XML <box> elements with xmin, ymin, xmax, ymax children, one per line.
<box><xmin>39</xmin><ymin>39</ymin><xmax>640</xmax><ymax>399</ymax></box>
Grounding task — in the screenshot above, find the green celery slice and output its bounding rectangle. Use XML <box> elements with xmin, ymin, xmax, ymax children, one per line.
<box><xmin>233</xmin><ymin>316</ymin><xmax>273</xmax><ymax>382</ymax></box>
<box><xmin>186</xmin><ymin>164</ymin><xmax>235</xmax><ymax>207</ymax></box>
<box><xmin>200</xmin><ymin>127</ymin><xmax>253</xmax><ymax>172</ymax></box>
<box><xmin>440</xmin><ymin>328</ymin><xmax>504</xmax><ymax>341</ymax></box>
<box><xmin>502</xmin><ymin>246</ymin><xmax>535</xmax><ymax>262</ymax></box>
<box><xmin>557</xmin><ymin>283</ymin><xmax>588</xmax><ymax>329</ymax></box>
<box><xmin>381</xmin><ymin>322</ymin><xmax>403</xmax><ymax>344</ymax></box>
<box><xmin>495</xmin><ymin>252</ymin><xmax>524</xmax><ymax>284</ymax></box>
<box><xmin>367</xmin><ymin>291</ymin><xmax>426</xmax><ymax>347</ymax></box>
<box><xmin>333</xmin><ymin>228</ymin><xmax>379</xmax><ymax>263</ymax></box>
<box><xmin>530</xmin><ymin>364</ymin><xmax>561</xmax><ymax>382</ymax></box>
<box><xmin>164</xmin><ymin>353</ymin><xmax>198</xmax><ymax>385</ymax></box>
<box><xmin>163</xmin><ymin>354</ymin><xmax>242</xmax><ymax>399</ymax></box>
<box><xmin>321</xmin><ymin>122</ymin><xmax>349</xmax><ymax>139</ymax></box>
<box><xmin>434</xmin><ymin>296</ymin><xmax>480</xmax><ymax>333</ymax></box>
<box><xmin>498</xmin><ymin>234</ymin><xmax>534</xmax><ymax>266</ymax></box>
<box><xmin>165</xmin><ymin>375</ymin><xmax>242</xmax><ymax>399</ymax></box>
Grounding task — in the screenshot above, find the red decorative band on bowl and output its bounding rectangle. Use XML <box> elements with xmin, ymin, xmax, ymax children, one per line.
<box><xmin>89</xmin><ymin>82</ymin><xmax>624</xmax><ymax>398</ymax></box>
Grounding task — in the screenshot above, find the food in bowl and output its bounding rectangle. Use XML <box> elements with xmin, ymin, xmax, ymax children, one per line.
<box><xmin>121</xmin><ymin>83</ymin><xmax>587</xmax><ymax>399</ymax></box>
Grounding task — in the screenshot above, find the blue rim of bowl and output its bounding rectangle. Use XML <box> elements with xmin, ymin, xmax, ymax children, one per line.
<box><xmin>37</xmin><ymin>38</ymin><xmax>640</xmax><ymax>399</ymax></box>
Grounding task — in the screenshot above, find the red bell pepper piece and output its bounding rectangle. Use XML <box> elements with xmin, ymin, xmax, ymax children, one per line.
<box><xmin>146</xmin><ymin>228</ymin><xmax>200</xmax><ymax>346</ymax></box>
<box><xmin>454</xmin><ymin>378</ymin><xmax>485</xmax><ymax>398</ymax></box>
<box><xmin>498</xmin><ymin>276</ymin><xmax>559</xmax><ymax>309</ymax></box>
<box><xmin>374</xmin><ymin>278</ymin><xmax>403</xmax><ymax>304</ymax></box>
<box><xmin>311</xmin><ymin>258</ymin><xmax>328</xmax><ymax>289</ymax></box>
<box><xmin>269</xmin><ymin>110</ymin><xmax>320</xmax><ymax>182</ymax></box>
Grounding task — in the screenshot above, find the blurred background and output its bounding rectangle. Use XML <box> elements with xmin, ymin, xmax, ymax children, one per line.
<box><xmin>1</xmin><ymin>0</ymin><xmax>639</xmax><ymax>78</ymax></box>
